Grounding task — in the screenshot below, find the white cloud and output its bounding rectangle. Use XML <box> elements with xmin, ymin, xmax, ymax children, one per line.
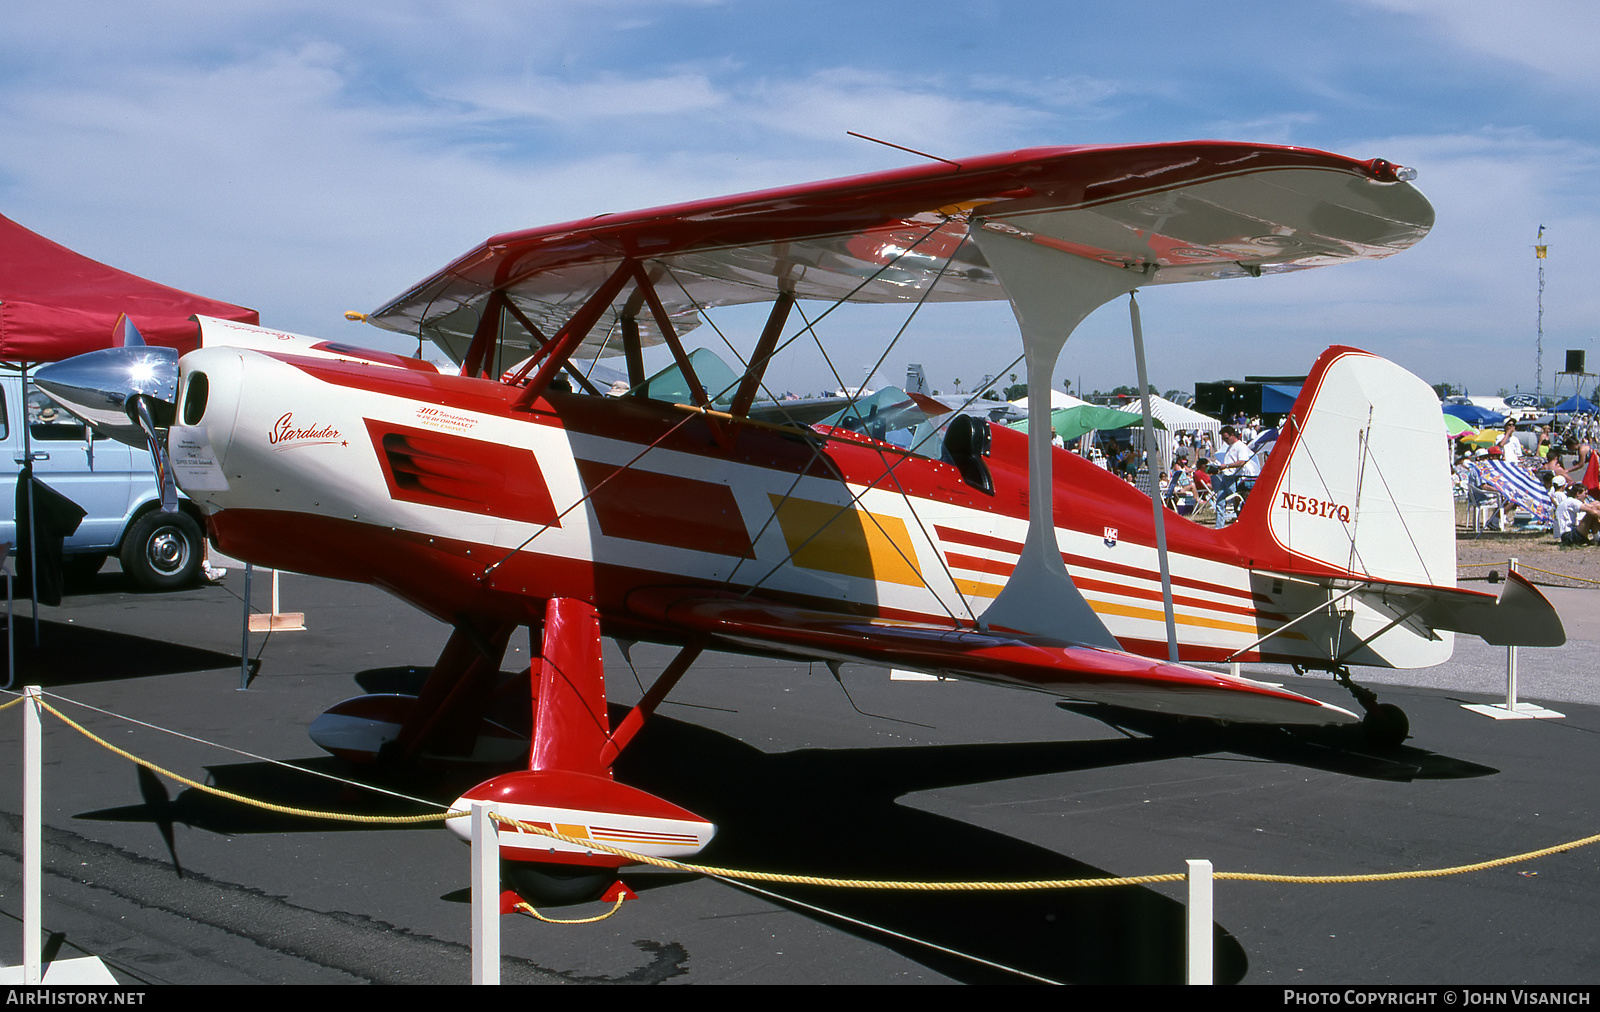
<box><xmin>745</xmin><ymin>68</ymin><xmax>1042</xmax><ymax>153</ymax></box>
<box><xmin>436</xmin><ymin>70</ymin><xmax>727</xmax><ymax>127</ymax></box>
<box><xmin>1357</xmin><ymin>0</ymin><xmax>1600</xmax><ymax>90</ymax></box>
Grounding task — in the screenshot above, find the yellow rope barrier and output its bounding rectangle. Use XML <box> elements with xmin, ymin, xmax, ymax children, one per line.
<box><xmin>514</xmin><ymin>896</ymin><xmax>628</xmax><ymax>924</ymax></box>
<box><xmin>39</xmin><ymin>698</ymin><xmax>459</xmax><ymax>825</ymax></box>
<box><xmin>486</xmin><ymin>812</ymin><xmax>1599</xmax><ymax>890</ymax></box>
<box><xmin>24</xmin><ymin>692</ymin><xmax>1600</xmax><ymax>897</ymax></box>
<box><xmin>1458</xmin><ymin>560</ymin><xmax>1600</xmax><ymax>585</ymax></box>
<box><xmin>1518</xmin><ymin>564</ymin><xmax>1600</xmax><ymax>587</ymax></box>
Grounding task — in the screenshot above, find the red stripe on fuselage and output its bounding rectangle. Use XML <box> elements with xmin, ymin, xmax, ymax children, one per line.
<box><xmin>934</xmin><ymin>524</ymin><xmax>1264</xmax><ymax>605</ymax></box>
<box><xmin>364</xmin><ymin>419</ymin><xmax>562</xmax><ymax>525</ymax></box>
<box><xmin>575</xmin><ymin>459</ymin><xmax>755</xmax><ymax>559</ymax></box>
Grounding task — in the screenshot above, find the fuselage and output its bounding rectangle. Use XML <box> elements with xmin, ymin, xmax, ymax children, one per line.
<box><xmin>172</xmin><ymin>345</ymin><xmax>1447</xmax><ymax>669</ymax></box>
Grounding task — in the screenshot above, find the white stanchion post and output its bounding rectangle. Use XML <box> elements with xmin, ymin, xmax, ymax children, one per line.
<box><xmin>471</xmin><ymin>802</ymin><xmax>500</xmax><ymax>985</ymax></box>
<box><xmin>23</xmin><ymin>686</ymin><xmax>42</xmax><ymax>984</ymax></box>
<box><xmin>1506</xmin><ymin>557</ymin><xmax>1519</xmax><ymax>711</ymax></box>
<box><xmin>1463</xmin><ymin>554</ymin><xmax>1562</xmax><ymax>721</ymax></box>
<box><xmin>1186</xmin><ymin>858</ymin><xmax>1213</xmax><ymax>985</ymax></box>
<box><xmin>240</xmin><ymin>564</ymin><xmax>252</xmax><ymax>690</ymax></box>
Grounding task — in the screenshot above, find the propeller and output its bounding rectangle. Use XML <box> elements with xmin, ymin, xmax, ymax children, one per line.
<box><xmin>33</xmin><ymin>314</ymin><xmax>181</xmax><ymax>512</ymax></box>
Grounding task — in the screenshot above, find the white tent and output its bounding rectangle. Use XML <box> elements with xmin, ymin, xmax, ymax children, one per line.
<box><xmin>1142</xmin><ymin>395</ymin><xmax>1221</xmax><ymax>473</ymax></box>
<box><xmin>1009</xmin><ymin>392</ymin><xmax>1219</xmax><ymax>476</ymax></box>
<box><xmin>1012</xmin><ymin>391</ymin><xmax>1091</xmax><ymax>411</ymax></box>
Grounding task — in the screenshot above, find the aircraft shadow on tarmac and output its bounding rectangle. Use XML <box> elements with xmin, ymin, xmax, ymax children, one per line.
<box><xmin>1054</xmin><ymin>701</ymin><xmax>1501</xmax><ymax>782</ymax></box>
<box><xmin>1</xmin><ymin>619</ymin><xmax>241</xmax><ymax>687</ymax></box>
<box><xmin>71</xmin><ymin>682</ymin><xmax>1495</xmax><ymax>985</ymax></box>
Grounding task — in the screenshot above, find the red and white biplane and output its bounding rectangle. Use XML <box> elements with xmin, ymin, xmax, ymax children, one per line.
<box><xmin>36</xmin><ymin>141</ymin><xmax>1564</xmax><ymax>903</ymax></box>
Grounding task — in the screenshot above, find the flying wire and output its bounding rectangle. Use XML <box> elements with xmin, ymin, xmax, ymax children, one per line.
<box><xmin>796</xmin><ymin>248</ymin><xmax>986</xmax><ymax>626</ymax></box>
<box><xmin>711</xmin><ymin>875</ymin><xmax>1061</xmax><ymax>985</ymax></box>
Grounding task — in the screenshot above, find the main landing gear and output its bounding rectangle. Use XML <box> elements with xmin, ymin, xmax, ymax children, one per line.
<box><xmin>308</xmin><ymin>598</ymin><xmax>714</xmax><ymax>907</ymax></box>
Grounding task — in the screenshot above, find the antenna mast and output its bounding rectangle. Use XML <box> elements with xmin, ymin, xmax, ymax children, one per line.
<box><xmin>1536</xmin><ymin>225</ymin><xmax>1548</xmax><ymax>399</ymax></box>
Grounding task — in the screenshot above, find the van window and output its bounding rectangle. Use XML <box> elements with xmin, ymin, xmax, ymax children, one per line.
<box><xmin>27</xmin><ymin>389</ymin><xmax>87</xmax><ymax>441</ymax></box>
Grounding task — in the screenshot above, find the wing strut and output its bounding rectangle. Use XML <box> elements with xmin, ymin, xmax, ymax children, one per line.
<box><xmin>969</xmin><ymin>222</ymin><xmax>1138</xmax><ymax>647</ymax></box>
<box><xmin>730</xmin><ymin>292</ymin><xmax>794</xmax><ymax>418</ymax></box>
<box><xmin>1129</xmin><ymin>291</ymin><xmax>1179</xmax><ymax>661</ymax></box>
<box><xmin>461</xmin><ymin>290</ymin><xmax>504</xmax><ymax>379</ymax></box>
<box><xmin>514</xmin><ymin>259</ymin><xmax>636</xmax><ymax>407</ymax></box>
<box><xmin>630</xmin><ymin>261</ymin><xmax>711</xmax><ymax>408</ymax></box>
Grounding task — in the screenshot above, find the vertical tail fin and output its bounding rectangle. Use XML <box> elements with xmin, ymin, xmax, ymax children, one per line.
<box><xmin>1234</xmin><ymin>347</ymin><xmax>1455</xmax><ymax>587</ymax></box>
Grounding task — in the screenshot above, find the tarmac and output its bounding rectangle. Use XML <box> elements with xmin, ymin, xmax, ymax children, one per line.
<box><xmin>0</xmin><ymin>561</ymin><xmax>1597</xmax><ymax>985</ymax></box>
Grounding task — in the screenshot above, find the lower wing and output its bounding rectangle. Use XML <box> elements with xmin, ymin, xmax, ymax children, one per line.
<box><xmin>626</xmin><ymin>589</ymin><xmax>1359</xmax><ymax>727</ymax></box>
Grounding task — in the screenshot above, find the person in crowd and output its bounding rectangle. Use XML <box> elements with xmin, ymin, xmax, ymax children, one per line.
<box><xmin>1165</xmin><ymin>454</ymin><xmax>1200</xmax><ymax>512</ymax></box>
<box><xmin>1496</xmin><ymin>421</ymin><xmax>1523</xmax><ymax>465</ymax></box>
<box><xmin>1552</xmin><ymin>476</ymin><xmax>1600</xmax><ymax>545</ymax></box>
<box><xmin>1211</xmin><ymin>425</ymin><xmax>1254</xmax><ymax>528</ymax></box>
<box><xmin>1465</xmin><ymin>447</ymin><xmax>1503</xmax><ymax>531</ymax></box>
<box><xmin>1568</xmin><ymin>434</ymin><xmax>1600</xmax><ymax>493</ymax></box>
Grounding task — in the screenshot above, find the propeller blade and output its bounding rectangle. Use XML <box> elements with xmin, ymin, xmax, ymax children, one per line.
<box><xmin>110</xmin><ymin>313</ymin><xmax>147</xmax><ymax>348</ymax></box>
<box><xmin>132</xmin><ymin>396</ymin><xmax>179</xmax><ymax>513</ymax></box>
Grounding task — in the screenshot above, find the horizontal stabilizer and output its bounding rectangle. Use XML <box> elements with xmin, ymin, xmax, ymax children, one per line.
<box><xmin>628</xmin><ymin>590</ymin><xmax>1359</xmax><ymax>727</ymax></box>
<box><xmin>1260</xmin><ymin>570</ymin><xmax>1567</xmax><ymax>649</ymax></box>
<box><xmin>1357</xmin><ymin>572</ymin><xmax>1565</xmax><ymax>647</ymax></box>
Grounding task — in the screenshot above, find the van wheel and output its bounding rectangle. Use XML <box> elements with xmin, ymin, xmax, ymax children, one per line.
<box><xmin>121</xmin><ymin>512</ymin><xmax>202</xmax><ymax>592</ymax></box>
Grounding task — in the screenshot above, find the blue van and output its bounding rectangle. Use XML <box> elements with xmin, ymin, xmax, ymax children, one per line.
<box><xmin>0</xmin><ymin>370</ymin><xmax>205</xmax><ymax>590</ymax></box>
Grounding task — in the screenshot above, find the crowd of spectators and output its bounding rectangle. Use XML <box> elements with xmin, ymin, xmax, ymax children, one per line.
<box><xmin>1455</xmin><ymin>418</ymin><xmax>1600</xmax><ymax>544</ymax></box>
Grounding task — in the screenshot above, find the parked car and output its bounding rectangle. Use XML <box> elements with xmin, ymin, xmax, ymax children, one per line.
<box><xmin>0</xmin><ymin>370</ymin><xmax>204</xmax><ymax>590</ymax></box>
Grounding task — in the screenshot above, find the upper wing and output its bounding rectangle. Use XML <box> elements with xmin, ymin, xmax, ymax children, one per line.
<box><xmin>627</xmin><ymin>589</ymin><xmax>1360</xmax><ymax>727</ymax></box>
<box><xmin>366</xmin><ymin>142</ymin><xmax>1432</xmax><ymax>360</ymax></box>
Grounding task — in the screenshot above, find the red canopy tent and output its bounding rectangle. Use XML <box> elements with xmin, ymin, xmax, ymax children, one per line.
<box><xmin>0</xmin><ymin>212</ymin><xmax>257</xmax><ymax>361</ymax></box>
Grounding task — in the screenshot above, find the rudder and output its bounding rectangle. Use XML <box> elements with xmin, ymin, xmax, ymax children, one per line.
<box><xmin>1234</xmin><ymin>347</ymin><xmax>1455</xmax><ymax>588</ymax></box>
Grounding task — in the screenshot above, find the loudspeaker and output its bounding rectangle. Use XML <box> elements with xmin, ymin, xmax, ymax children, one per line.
<box><xmin>1566</xmin><ymin>350</ymin><xmax>1586</xmax><ymax>374</ymax></box>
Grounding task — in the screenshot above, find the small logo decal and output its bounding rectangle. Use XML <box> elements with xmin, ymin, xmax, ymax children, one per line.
<box><xmin>414</xmin><ymin>405</ymin><xmax>478</xmax><ymax>433</ymax></box>
<box><xmin>269</xmin><ymin>412</ymin><xmax>345</xmax><ymax>449</ymax></box>
<box><xmin>1103</xmin><ymin>526</ymin><xmax>1118</xmax><ymax>548</ymax></box>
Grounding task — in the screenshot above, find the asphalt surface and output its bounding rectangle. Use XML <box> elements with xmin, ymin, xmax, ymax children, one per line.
<box><xmin>0</xmin><ymin>563</ymin><xmax>1597</xmax><ymax>985</ymax></box>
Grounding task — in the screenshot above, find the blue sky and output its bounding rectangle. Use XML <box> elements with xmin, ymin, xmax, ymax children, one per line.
<box><xmin>3</xmin><ymin>1</ymin><xmax>1596</xmax><ymax>399</ymax></box>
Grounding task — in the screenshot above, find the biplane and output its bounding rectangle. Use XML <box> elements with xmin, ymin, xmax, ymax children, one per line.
<box><xmin>35</xmin><ymin>141</ymin><xmax>1564</xmax><ymax>904</ymax></box>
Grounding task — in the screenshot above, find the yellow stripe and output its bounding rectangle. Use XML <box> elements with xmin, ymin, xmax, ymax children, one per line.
<box><xmin>960</xmin><ymin>580</ymin><xmax>1309</xmax><ymax>642</ymax></box>
<box><xmin>958</xmin><ymin>577</ymin><xmax>1258</xmax><ymax>634</ymax></box>
<box><xmin>955</xmin><ymin>578</ymin><xmax>1005</xmax><ymax>599</ymax></box>
<box><xmin>1089</xmin><ymin>599</ymin><xmax>1260</xmax><ymax>635</ymax></box>
<box><xmin>769</xmin><ymin>495</ymin><xmax>924</xmax><ymax>587</ymax></box>
<box><xmin>1089</xmin><ymin>599</ymin><xmax>1310</xmax><ymax>641</ymax></box>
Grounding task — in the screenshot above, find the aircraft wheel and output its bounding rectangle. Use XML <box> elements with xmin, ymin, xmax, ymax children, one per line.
<box><xmin>121</xmin><ymin>511</ymin><xmax>203</xmax><ymax>592</ymax></box>
<box><xmin>503</xmin><ymin>861</ymin><xmax>613</xmax><ymax>907</ymax></box>
<box><xmin>1361</xmin><ymin>703</ymin><xmax>1409</xmax><ymax>749</ymax></box>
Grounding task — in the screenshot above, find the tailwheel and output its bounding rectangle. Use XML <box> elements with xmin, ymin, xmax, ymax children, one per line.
<box><xmin>1330</xmin><ymin>666</ymin><xmax>1410</xmax><ymax>748</ymax></box>
<box><xmin>1360</xmin><ymin>703</ymin><xmax>1410</xmax><ymax>750</ymax></box>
